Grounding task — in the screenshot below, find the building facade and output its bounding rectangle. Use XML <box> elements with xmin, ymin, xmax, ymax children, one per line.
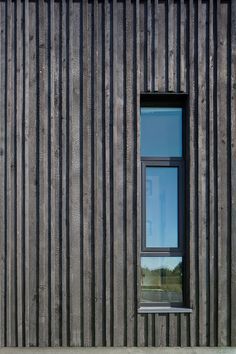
<box><xmin>0</xmin><ymin>0</ymin><xmax>235</xmax><ymax>348</ymax></box>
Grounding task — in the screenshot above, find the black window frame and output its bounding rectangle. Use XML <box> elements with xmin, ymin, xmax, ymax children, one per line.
<box><xmin>140</xmin><ymin>93</ymin><xmax>188</xmax><ymax>309</ymax></box>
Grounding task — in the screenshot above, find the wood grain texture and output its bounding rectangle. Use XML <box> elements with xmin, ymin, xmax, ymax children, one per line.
<box><xmin>188</xmin><ymin>0</ymin><xmax>197</xmax><ymax>347</ymax></box>
<box><xmin>217</xmin><ymin>0</ymin><xmax>230</xmax><ymax>346</ymax></box>
<box><xmin>197</xmin><ymin>0</ymin><xmax>207</xmax><ymax>345</ymax></box>
<box><xmin>23</xmin><ymin>0</ymin><xmax>30</xmax><ymax>345</ymax></box>
<box><xmin>28</xmin><ymin>1</ymin><xmax>38</xmax><ymax>345</ymax></box>
<box><xmin>69</xmin><ymin>0</ymin><xmax>81</xmax><ymax>347</ymax></box>
<box><xmin>0</xmin><ymin>0</ymin><xmax>234</xmax><ymax>348</ymax></box>
<box><xmin>208</xmin><ymin>0</ymin><xmax>217</xmax><ymax>346</ymax></box>
<box><xmin>231</xmin><ymin>0</ymin><xmax>236</xmax><ymax>347</ymax></box>
<box><xmin>0</xmin><ymin>0</ymin><xmax>5</xmax><ymax>346</ymax></box>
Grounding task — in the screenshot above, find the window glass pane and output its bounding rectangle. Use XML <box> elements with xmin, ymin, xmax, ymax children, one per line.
<box><xmin>146</xmin><ymin>167</ymin><xmax>178</xmax><ymax>248</ymax></box>
<box><xmin>141</xmin><ymin>107</ymin><xmax>182</xmax><ymax>157</ymax></box>
<box><xmin>141</xmin><ymin>257</ymin><xmax>183</xmax><ymax>304</ymax></box>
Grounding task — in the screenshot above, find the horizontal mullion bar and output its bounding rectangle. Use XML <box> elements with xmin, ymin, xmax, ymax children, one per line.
<box><xmin>140</xmin><ymin>251</ymin><xmax>183</xmax><ymax>257</ymax></box>
<box><xmin>141</xmin><ymin>157</ymin><xmax>184</xmax><ymax>162</ymax></box>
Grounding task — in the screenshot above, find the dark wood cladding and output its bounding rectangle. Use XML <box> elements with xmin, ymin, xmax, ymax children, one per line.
<box><xmin>0</xmin><ymin>0</ymin><xmax>235</xmax><ymax>347</ymax></box>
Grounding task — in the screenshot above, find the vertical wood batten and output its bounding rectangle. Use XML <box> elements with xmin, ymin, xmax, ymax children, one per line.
<box><xmin>0</xmin><ymin>0</ymin><xmax>6</xmax><ymax>346</ymax></box>
<box><xmin>136</xmin><ymin>0</ymin><xmax>146</xmax><ymax>347</ymax></box>
<box><xmin>67</xmin><ymin>0</ymin><xmax>72</xmax><ymax>346</ymax></box>
<box><xmin>157</xmin><ymin>0</ymin><xmax>166</xmax><ymax>91</ymax></box>
<box><xmin>53</xmin><ymin>2</ymin><xmax>61</xmax><ymax>345</ymax></box>
<box><xmin>146</xmin><ymin>0</ymin><xmax>151</xmax><ymax>91</ymax></box>
<box><xmin>49</xmin><ymin>0</ymin><xmax>60</xmax><ymax>346</ymax></box>
<box><xmin>93</xmin><ymin>0</ymin><xmax>99</xmax><ymax>345</ymax></box>
<box><xmin>139</xmin><ymin>1</ymin><xmax>144</xmax><ymax>93</ymax></box>
<box><xmin>48</xmin><ymin>0</ymin><xmax>54</xmax><ymax>345</ymax></box>
<box><xmin>169</xmin><ymin>314</ymin><xmax>178</xmax><ymax>347</ymax></box>
<box><xmin>82</xmin><ymin>0</ymin><xmax>92</xmax><ymax>346</ymax></box>
<box><xmin>110</xmin><ymin>0</ymin><xmax>117</xmax><ymax>345</ymax></box>
<box><xmin>94</xmin><ymin>0</ymin><xmax>104</xmax><ymax>346</ymax></box>
<box><xmin>180</xmin><ymin>0</ymin><xmax>186</xmax><ymax>92</ymax></box>
<box><xmin>113</xmin><ymin>1</ymin><xmax>125</xmax><ymax>346</ymax></box>
<box><xmin>0</xmin><ymin>3</ymin><xmax>6</xmax><ymax>346</ymax></box>
<box><xmin>217</xmin><ymin>0</ymin><xmax>229</xmax><ymax>346</ymax></box>
<box><xmin>147</xmin><ymin>314</ymin><xmax>153</xmax><ymax>346</ymax></box>
<box><xmin>15</xmin><ymin>0</ymin><xmax>23</xmax><ymax>346</ymax></box>
<box><xmin>23</xmin><ymin>0</ymin><xmax>30</xmax><ymax>346</ymax></box>
<box><xmin>180</xmin><ymin>314</ymin><xmax>188</xmax><ymax>347</ymax></box>
<box><xmin>153</xmin><ymin>0</ymin><xmax>158</xmax><ymax>91</ymax></box>
<box><xmin>188</xmin><ymin>0</ymin><xmax>197</xmax><ymax>346</ymax></box>
<box><xmin>198</xmin><ymin>0</ymin><xmax>208</xmax><ymax>346</ymax></box>
<box><xmin>208</xmin><ymin>0</ymin><xmax>216</xmax><ymax>346</ymax></box>
<box><xmin>69</xmin><ymin>0</ymin><xmax>81</xmax><ymax>346</ymax></box>
<box><xmin>125</xmin><ymin>0</ymin><xmax>135</xmax><ymax>346</ymax></box>
<box><xmin>38</xmin><ymin>0</ymin><xmax>48</xmax><ymax>346</ymax></box>
<box><xmin>227</xmin><ymin>0</ymin><xmax>232</xmax><ymax>346</ymax></box>
<box><xmin>6</xmin><ymin>0</ymin><xmax>15</xmax><ymax>345</ymax></box>
<box><xmin>168</xmin><ymin>0</ymin><xmax>176</xmax><ymax>91</ymax></box>
<box><xmin>61</xmin><ymin>0</ymin><xmax>69</xmax><ymax>346</ymax></box>
<box><xmin>104</xmin><ymin>0</ymin><xmax>112</xmax><ymax>346</ymax></box>
<box><xmin>231</xmin><ymin>0</ymin><xmax>236</xmax><ymax>346</ymax></box>
<box><xmin>134</xmin><ymin>0</ymin><xmax>140</xmax><ymax>347</ymax></box>
<box><xmin>158</xmin><ymin>315</ymin><xmax>168</xmax><ymax>347</ymax></box>
<box><xmin>28</xmin><ymin>1</ymin><xmax>37</xmax><ymax>345</ymax></box>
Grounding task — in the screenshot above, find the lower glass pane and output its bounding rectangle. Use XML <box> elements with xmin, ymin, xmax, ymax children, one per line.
<box><xmin>146</xmin><ymin>167</ymin><xmax>178</xmax><ymax>248</ymax></box>
<box><xmin>141</xmin><ymin>257</ymin><xmax>183</xmax><ymax>304</ymax></box>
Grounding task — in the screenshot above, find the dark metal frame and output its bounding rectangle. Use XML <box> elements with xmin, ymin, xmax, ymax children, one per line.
<box><xmin>140</xmin><ymin>94</ymin><xmax>188</xmax><ymax>309</ymax></box>
<box><xmin>141</xmin><ymin>159</ymin><xmax>184</xmax><ymax>253</ymax></box>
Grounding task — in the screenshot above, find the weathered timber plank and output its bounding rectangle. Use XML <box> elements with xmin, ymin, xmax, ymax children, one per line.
<box><xmin>49</xmin><ymin>0</ymin><xmax>60</xmax><ymax>346</ymax></box>
<box><xmin>168</xmin><ymin>314</ymin><xmax>179</xmax><ymax>347</ymax></box>
<box><xmin>217</xmin><ymin>0</ymin><xmax>229</xmax><ymax>346</ymax></box>
<box><xmin>157</xmin><ymin>0</ymin><xmax>166</xmax><ymax>91</ymax></box>
<box><xmin>198</xmin><ymin>0</ymin><xmax>208</xmax><ymax>346</ymax></box>
<box><xmin>28</xmin><ymin>1</ymin><xmax>37</xmax><ymax>345</ymax></box>
<box><xmin>0</xmin><ymin>1</ymin><xmax>6</xmax><ymax>346</ymax></box>
<box><xmin>38</xmin><ymin>0</ymin><xmax>49</xmax><ymax>346</ymax></box>
<box><xmin>104</xmin><ymin>0</ymin><xmax>112</xmax><ymax>347</ymax></box>
<box><xmin>61</xmin><ymin>0</ymin><xmax>69</xmax><ymax>346</ymax></box>
<box><xmin>69</xmin><ymin>0</ymin><xmax>81</xmax><ymax>347</ymax></box>
<box><xmin>180</xmin><ymin>0</ymin><xmax>186</xmax><ymax>92</ymax></box>
<box><xmin>231</xmin><ymin>0</ymin><xmax>236</xmax><ymax>346</ymax></box>
<box><xmin>113</xmin><ymin>0</ymin><xmax>125</xmax><ymax>346</ymax></box>
<box><xmin>168</xmin><ymin>0</ymin><xmax>176</xmax><ymax>92</ymax></box>
<box><xmin>125</xmin><ymin>0</ymin><xmax>135</xmax><ymax>347</ymax></box>
<box><xmin>146</xmin><ymin>0</ymin><xmax>151</xmax><ymax>92</ymax></box>
<box><xmin>23</xmin><ymin>0</ymin><xmax>30</xmax><ymax>346</ymax></box>
<box><xmin>153</xmin><ymin>0</ymin><xmax>158</xmax><ymax>91</ymax></box>
<box><xmin>208</xmin><ymin>0</ymin><xmax>217</xmax><ymax>346</ymax></box>
<box><xmin>82</xmin><ymin>0</ymin><xmax>92</xmax><ymax>346</ymax></box>
<box><xmin>188</xmin><ymin>0</ymin><xmax>198</xmax><ymax>346</ymax></box>
<box><xmin>94</xmin><ymin>0</ymin><xmax>105</xmax><ymax>346</ymax></box>
<box><xmin>16</xmin><ymin>0</ymin><xmax>23</xmax><ymax>346</ymax></box>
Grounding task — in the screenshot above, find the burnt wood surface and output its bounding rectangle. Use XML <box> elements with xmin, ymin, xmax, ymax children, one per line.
<box><xmin>0</xmin><ymin>0</ymin><xmax>235</xmax><ymax>347</ymax></box>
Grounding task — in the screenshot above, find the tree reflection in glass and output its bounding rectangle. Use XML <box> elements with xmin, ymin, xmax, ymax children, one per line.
<box><xmin>141</xmin><ymin>257</ymin><xmax>183</xmax><ymax>304</ymax></box>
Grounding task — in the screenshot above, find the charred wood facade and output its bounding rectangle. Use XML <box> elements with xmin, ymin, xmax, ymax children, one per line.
<box><xmin>0</xmin><ymin>0</ymin><xmax>235</xmax><ymax>347</ymax></box>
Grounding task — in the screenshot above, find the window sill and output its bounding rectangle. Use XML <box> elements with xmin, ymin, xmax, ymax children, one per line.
<box><xmin>138</xmin><ymin>306</ymin><xmax>192</xmax><ymax>314</ymax></box>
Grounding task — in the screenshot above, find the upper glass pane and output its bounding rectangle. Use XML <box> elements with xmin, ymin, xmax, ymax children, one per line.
<box><xmin>146</xmin><ymin>167</ymin><xmax>178</xmax><ymax>248</ymax></box>
<box><xmin>141</xmin><ymin>257</ymin><xmax>183</xmax><ymax>304</ymax></box>
<box><xmin>141</xmin><ymin>107</ymin><xmax>182</xmax><ymax>157</ymax></box>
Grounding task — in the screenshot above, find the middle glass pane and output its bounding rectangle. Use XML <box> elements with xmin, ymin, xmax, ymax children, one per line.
<box><xmin>146</xmin><ymin>167</ymin><xmax>178</xmax><ymax>248</ymax></box>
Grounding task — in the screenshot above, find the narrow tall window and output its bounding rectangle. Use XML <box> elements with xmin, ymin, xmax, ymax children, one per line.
<box><xmin>140</xmin><ymin>101</ymin><xmax>187</xmax><ymax>310</ymax></box>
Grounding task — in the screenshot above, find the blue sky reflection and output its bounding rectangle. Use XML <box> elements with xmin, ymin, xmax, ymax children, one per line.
<box><xmin>141</xmin><ymin>107</ymin><xmax>182</xmax><ymax>157</ymax></box>
<box><xmin>146</xmin><ymin>167</ymin><xmax>178</xmax><ymax>248</ymax></box>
